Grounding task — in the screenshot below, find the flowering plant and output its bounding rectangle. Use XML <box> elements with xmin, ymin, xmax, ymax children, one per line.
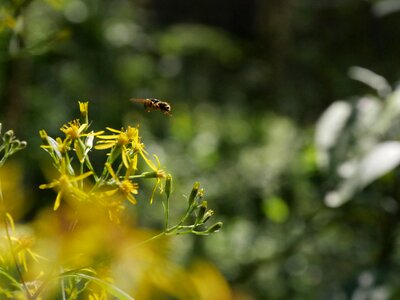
<box><xmin>0</xmin><ymin>102</ymin><xmax>223</xmax><ymax>299</ymax></box>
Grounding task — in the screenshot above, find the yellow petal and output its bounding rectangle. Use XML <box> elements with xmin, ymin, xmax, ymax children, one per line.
<box><xmin>97</xmin><ymin>135</ymin><xmax>119</xmax><ymax>139</ymax></box>
<box><xmin>39</xmin><ymin>181</ymin><xmax>59</xmax><ymax>189</ymax></box>
<box><xmin>54</xmin><ymin>190</ymin><xmax>63</xmax><ymax>210</ymax></box>
<box><xmin>94</xmin><ymin>143</ymin><xmax>114</xmax><ymax>150</ymax></box>
<box><xmin>106</xmin><ymin>127</ymin><xmax>123</xmax><ymax>133</ymax></box>
<box><xmin>126</xmin><ymin>194</ymin><xmax>137</xmax><ymax>205</ymax></box>
<box><xmin>70</xmin><ymin>171</ymin><xmax>93</xmax><ymax>182</ymax></box>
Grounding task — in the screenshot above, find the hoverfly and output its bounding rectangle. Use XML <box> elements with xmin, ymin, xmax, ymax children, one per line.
<box><xmin>130</xmin><ymin>98</ymin><xmax>172</xmax><ymax>115</ymax></box>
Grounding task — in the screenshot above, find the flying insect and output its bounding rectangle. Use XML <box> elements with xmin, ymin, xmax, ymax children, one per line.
<box><xmin>130</xmin><ymin>98</ymin><xmax>172</xmax><ymax>115</ymax></box>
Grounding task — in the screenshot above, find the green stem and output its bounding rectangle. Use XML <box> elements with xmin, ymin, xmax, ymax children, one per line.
<box><xmin>79</xmin><ymin>162</ymin><xmax>84</xmax><ymax>189</ymax></box>
<box><xmin>163</xmin><ymin>195</ymin><xmax>169</xmax><ymax>230</ymax></box>
<box><xmin>60</xmin><ymin>266</ymin><xmax>67</xmax><ymax>300</ymax></box>
<box><xmin>132</xmin><ymin>231</ymin><xmax>166</xmax><ymax>248</ymax></box>
<box><xmin>84</xmin><ymin>157</ymin><xmax>98</xmax><ymax>181</ymax></box>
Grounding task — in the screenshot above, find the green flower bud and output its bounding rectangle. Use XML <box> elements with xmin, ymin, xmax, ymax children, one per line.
<box><xmin>3</xmin><ymin>130</ymin><xmax>14</xmax><ymax>144</ymax></box>
<box><xmin>188</xmin><ymin>182</ymin><xmax>200</xmax><ymax>206</ymax></box>
<box><xmin>165</xmin><ymin>173</ymin><xmax>172</xmax><ymax>199</ymax></box>
<box><xmin>206</xmin><ymin>222</ymin><xmax>223</xmax><ymax>233</ymax></box>
<box><xmin>18</xmin><ymin>141</ymin><xmax>27</xmax><ymax>150</ymax></box>
<box><xmin>39</xmin><ymin>130</ymin><xmax>48</xmax><ymax>143</ymax></box>
<box><xmin>196</xmin><ymin>201</ymin><xmax>207</xmax><ymax>224</ymax></box>
<box><xmin>201</xmin><ymin>209</ymin><xmax>214</xmax><ymax>224</ymax></box>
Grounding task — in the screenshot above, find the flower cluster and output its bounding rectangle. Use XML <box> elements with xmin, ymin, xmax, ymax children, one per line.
<box><xmin>38</xmin><ymin>102</ymin><xmax>167</xmax><ymax>221</ymax></box>
<box><xmin>0</xmin><ymin>102</ymin><xmax>223</xmax><ymax>299</ymax></box>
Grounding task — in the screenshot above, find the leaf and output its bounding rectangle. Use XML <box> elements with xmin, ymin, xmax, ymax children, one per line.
<box><xmin>315</xmin><ymin>101</ymin><xmax>352</xmax><ymax>167</ymax></box>
<box><xmin>358</xmin><ymin>141</ymin><xmax>400</xmax><ymax>186</ymax></box>
<box><xmin>325</xmin><ymin>142</ymin><xmax>400</xmax><ymax>207</ymax></box>
<box><xmin>0</xmin><ymin>268</ymin><xmax>21</xmax><ymax>288</ymax></box>
<box><xmin>59</xmin><ymin>271</ymin><xmax>135</xmax><ymax>300</ymax></box>
<box><xmin>348</xmin><ymin>66</ymin><xmax>391</xmax><ymax>97</ymax></box>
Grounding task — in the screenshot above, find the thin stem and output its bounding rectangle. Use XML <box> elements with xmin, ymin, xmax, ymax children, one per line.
<box><xmin>84</xmin><ymin>157</ymin><xmax>98</xmax><ymax>181</ymax></box>
<box><xmin>132</xmin><ymin>231</ymin><xmax>166</xmax><ymax>249</ymax></box>
<box><xmin>60</xmin><ymin>266</ymin><xmax>67</xmax><ymax>300</ymax></box>
<box><xmin>79</xmin><ymin>162</ymin><xmax>84</xmax><ymax>189</ymax></box>
<box><xmin>163</xmin><ymin>196</ymin><xmax>169</xmax><ymax>230</ymax></box>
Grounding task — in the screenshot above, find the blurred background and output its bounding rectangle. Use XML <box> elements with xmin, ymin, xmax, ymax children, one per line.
<box><xmin>2</xmin><ymin>0</ymin><xmax>400</xmax><ymax>299</ymax></box>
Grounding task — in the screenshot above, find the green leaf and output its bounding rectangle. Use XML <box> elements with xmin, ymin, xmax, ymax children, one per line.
<box><xmin>263</xmin><ymin>196</ymin><xmax>289</xmax><ymax>223</ymax></box>
<box><xmin>59</xmin><ymin>271</ymin><xmax>135</xmax><ymax>300</ymax></box>
<box><xmin>0</xmin><ymin>268</ymin><xmax>21</xmax><ymax>289</ymax></box>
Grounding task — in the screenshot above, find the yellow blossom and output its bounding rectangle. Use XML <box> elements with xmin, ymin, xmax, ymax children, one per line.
<box><xmin>95</xmin><ymin>126</ymin><xmax>140</xmax><ymax>168</ymax></box>
<box><xmin>3</xmin><ymin>214</ymin><xmax>45</xmax><ymax>272</ymax></box>
<box><xmin>39</xmin><ymin>159</ymin><xmax>93</xmax><ymax>210</ymax></box>
<box><xmin>105</xmin><ymin>163</ymin><xmax>139</xmax><ymax>205</ymax></box>
<box><xmin>95</xmin><ymin>126</ymin><xmax>139</xmax><ymax>149</ymax></box>
<box><xmin>60</xmin><ymin>119</ymin><xmax>103</xmax><ymax>141</ymax></box>
<box><xmin>146</xmin><ymin>154</ymin><xmax>167</xmax><ymax>204</ymax></box>
<box><xmin>61</xmin><ymin>119</ymin><xmax>87</xmax><ymax>140</ymax></box>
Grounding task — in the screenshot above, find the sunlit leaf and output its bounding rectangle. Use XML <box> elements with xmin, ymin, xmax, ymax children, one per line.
<box><xmin>348</xmin><ymin>66</ymin><xmax>391</xmax><ymax>97</ymax></box>
<box><xmin>325</xmin><ymin>142</ymin><xmax>400</xmax><ymax>207</ymax></box>
<box><xmin>315</xmin><ymin>101</ymin><xmax>352</xmax><ymax>167</ymax></box>
<box><xmin>358</xmin><ymin>141</ymin><xmax>400</xmax><ymax>186</ymax></box>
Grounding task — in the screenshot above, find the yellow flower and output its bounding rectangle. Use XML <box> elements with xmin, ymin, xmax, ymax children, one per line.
<box><xmin>12</xmin><ymin>236</ymin><xmax>45</xmax><ymax>272</ymax></box>
<box><xmin>95</xmin><ymin>126</ymin><xmax>139</xmax><ymax>148</ymax></box>
<box><xmin>40</xmin><ymin>130</ymin><xmax>70</xmax><ymax>158</ymax></box>
<box><xmin>57</xmin><ymin>116</ymin><xmax>103</xmax><ymax>164</ymax></box>
<box><xmin>105</xmin><ymin>163</ymin><xmax>139</xmax><ymax>205</ymax></box>
<box><xmin>146</xmin><ymin>154</ymin><xmax>167</xmax><ymax>204</ymax></box>
<box><xmin>3</xmin><ymin>214</ymin><xmax>46</xmax><ymax>272</ymax></box>
<box><xmin>39</xmin><ymin>159</ymin><xmax>93</xmax><ymax>210</ymax></box>
<box><xmin>61</xmin><ymin>119</ymin><xmax>87</xmax><ymax>140</ymax></box>
<box><xmin>60</xmin><ymin>119</ymin><xmax>103</xmax><ymax>141</ymax></box>
<box><xmin>95</xmin><ymin>126</ymin><xmax>140</xmax><ymax>168</ymax></box>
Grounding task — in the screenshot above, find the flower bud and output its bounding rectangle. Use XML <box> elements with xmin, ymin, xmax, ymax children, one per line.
<box><xmin>79</xmin><ymin>101</ymin><xmax>89</xmax><ymax>124</ymax></box>
<box><xmin>196</xmin><ymin>201</ymin><xmax>207</xmax><ymax>224</ymax></box>
<box><xmin>3</xmin><ymin>130</ymin><xmax>14</xmax><ymax>144</ymax></box>
<box><xmin>18</xmin><ymin>141</ymin><xmax>27</xmax><ymax>150</ymax></box>
<box><xmin>39</xmin><ymin>130</ymin><xmax>48</xmax><ymax>143</ymax></box>
<box><xmin>206</xmin><ymin>222</ymin><xmax>223</xmax><ymax>233</ymax></box>
<box><xmin>201</xmin><ymin>209</ymin><xmax>214</xmax><ymax>224</ymax></box>
<box><xmin>188</xmin><ymin>182</ymin><xmax>200</xmax><ymax>206</ymax></box>
<box><xmin>165</xmin><ymin>173</ymin><xmax>172</xmax><ymax>199</ymax></box>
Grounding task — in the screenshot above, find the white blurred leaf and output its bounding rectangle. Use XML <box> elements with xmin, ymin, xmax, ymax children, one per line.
<box><xmin>358</xmin><ymin>141</ymin><xmax>400</xmax><ymax>186</ymax></box>
<box><xmin>337</xmin><ymin>159</ymin><xmax>357</xmax><ymax>179</ymax></box>
<box><xmin>315</xmin><ymin>101</ymin><xmax>352</xmax><ymax>167</ymax></box>
<box><xmin>348</xmin><ymin>66</ymin><xmax>391</xmax><ymax>97</ymax></box>
<box><xmin>325</xmin><ymin>142</ymin><xmax>400</xmax><ymax>207</ymax></box>
<box><xmin>355</xmin><ymin>96</ymin><xmax>382</xmax><ymax>132</ymax></box>
<box><xmin>372</xmin><ymin>0</ymin><xmax>400</xmax><ymax>17</ymax></box>
<box><xmin>325</xmin><ymin>185</ymin><xmax>354</xmax><ymax>208</ymax></box>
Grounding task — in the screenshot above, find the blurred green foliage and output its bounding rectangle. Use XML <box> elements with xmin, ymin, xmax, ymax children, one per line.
<box><xmin>2</xmin><ymin>0</ymin><xmax>400</xmax><ymax>299</ymax></box>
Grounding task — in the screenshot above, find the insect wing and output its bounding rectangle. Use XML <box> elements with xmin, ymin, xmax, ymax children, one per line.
<box><xmin>130</xmin><ymin>98</ymin><xmax>147</xmax><ymax>104</ymax></box>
